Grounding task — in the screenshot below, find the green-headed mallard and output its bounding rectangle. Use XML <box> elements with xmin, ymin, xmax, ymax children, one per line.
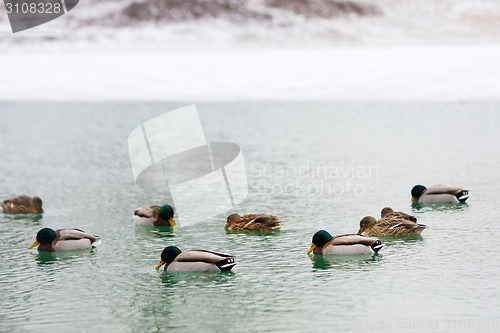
<box><xmin>307</xmin><ymin>230</ymin><xmax>383</xmax><ymax>255</ymax></box>
<box><xmin>358</xmin><ymin>216</ymin><xmax>427</xmax><ymax>237</ymax></box>
<box><xmin>225</xmin><ymin>214</ymin><xmax>281</xmax><ymax>231</ymax></box>
<box><xmin>1</xmin><ymin>196</ymin><xmax>43</xmax><ymax>214</ymax></box>
<box><xmin>411</xmin><ymin>185</ymin><xmax>469</xmax><ymax>203</ymax></box>
<box><xmin>155</xmin><ymin>246</ymin><xmax>236</xmax><ymax>272</ymax></box>
<box><xmin>29</xmin><ymin>228</ymin><xmax>101</xmax><ymax>252</ymax></box>
<box><xmin>133</xmin><ymin>204</ymin><xmax>175</xmax><ymax>226</ymax></box>
<box><xmin>381</xmin><ymin>207</ymin><xmax>417</xmax><ymax>222</ymax></box>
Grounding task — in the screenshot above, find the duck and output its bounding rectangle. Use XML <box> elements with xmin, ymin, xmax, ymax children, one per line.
<box><xmin>381</xmin><ymin>207</ymin><xmax>417</xmax><ymax>222</ymax></box>
<box><xmin>358</xmin><ymin>216</ymin><xmax>427</xmax><ymax>237</ymax></box>
<box><xmin>225</xmin><ymin>214</ymin><xmax>281</xmax><ymax>231</ymax></box>
<box><xmin>1</xmin><ymin>196</ymin><xmax>43</xmax><ymax>214</ymax></box>
<box><xmin>307</xmin><ymin>230</ymin><xmax>383</xmax><ymax>255</ymax></box>
<box><xmin>29</xmin><ymin>228</ymin><xmax>101</xmax><ymax>252</ymax></box>
<box><xmin>411</xmin><ymin>185</ymin><xmax>469</xmax><ymax>203</ymax></box>
<box><xmin>133</xmin><ymin>204</ymin><xmax>176</xmax><ymax>226</ymax></box>
<box><xmin>155</xmin><ymin>246</ymin><xmax>236</xmax><ymax>272</ymax></box>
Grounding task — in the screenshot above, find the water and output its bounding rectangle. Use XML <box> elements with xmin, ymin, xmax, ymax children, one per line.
<box><xmin>1</xmin><ymin>101</ymin><xmax>499</xmax><ymax>332</ymax></box>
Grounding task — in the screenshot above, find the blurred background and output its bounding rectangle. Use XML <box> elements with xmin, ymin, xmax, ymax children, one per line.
<box><xmin>1</xmin><ymin>0</ymin><xmax>500</xmax><ymax>49</ymax></box>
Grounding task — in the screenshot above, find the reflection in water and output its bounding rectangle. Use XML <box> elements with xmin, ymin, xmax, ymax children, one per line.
<box><xmin>2</xmin><ymin>213</ymin><xmax>43</xmax><ymax>222</ymax></box>
<box><xmin>34</xmin><ymin>249</ymin><xmax>98</xmax><ymax>267</ymax></box>
<box><xmin>376</xmin><ymin>234</ymin><xmax>424</xmax><ymax>245</ymax></box>
<box><xmin>135</xmin><ymin>225</ymin><xmax>175</xmax><ymax>239</ymax></box>
<box><xmin>412</xmin><ymin>202</ymin><xmax>469</xmax><ymax>213</ymax></box>
<box><xmin>160</xmin><ymin>271</ymin><xmax>235</xmax><ymax>287</ymax></box>
<box><xmin>310</xmin><ymin>253</ymin><xmax>382</xmax><ymax>270</ymax></box>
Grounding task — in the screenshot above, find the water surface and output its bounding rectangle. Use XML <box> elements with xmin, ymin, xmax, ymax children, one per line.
<box><xmin>1</xmin><ymin>101</ymin><xmax>499</xmax><ymax>332</ymax></box>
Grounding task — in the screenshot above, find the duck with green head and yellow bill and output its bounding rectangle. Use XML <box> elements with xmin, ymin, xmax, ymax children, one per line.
<box><xmin>411</xmin><ymin>185</ymin><xmax>469</xmax><ymax>203</ymax></box>
<box><xmin>134</xmin><ymin>204</ymin><xmax>176</xmax><ymax>226</ymax></box>
<box><xmin>358</xmin><ymin>216</ymin><xmax>427</xmax><ymax>237</ymax></box>
<box><xmin>1</xmin><ymin>195</ymin><xmax>43</xmax><ymax>214</ymax></box>
<box><xmin>308</xmin><ymin>230</ymin><xmax>383</xmax><ymax>255</ymax></box>
<box><xmin>29</xmin><ymin>228</ymin><xmax>101</xmax><ymax>252</ymax></box>
<box><xmin>155</xmin><ymin>246</ymin><xmax>236</xmax><ymax>272</ymax></box>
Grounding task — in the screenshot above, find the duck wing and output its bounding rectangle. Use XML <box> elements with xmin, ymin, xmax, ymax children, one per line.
<box><xmin>2</xmin><ymin>196</ymin><xmax>31</xmax><ymax>213</ymax></box>
<box><xmin>425</xmin><ymin>185</ymin><xmax>463</xmax><ymax>195</ymax></box>
<box><xmin>177</xmin><ymin>250</ymin><xmax>236</xmax><ymax>271</ymax></box>
<box><xmin>56</xmin><ymin>229</ymin><xmax>100</xmax><ymax>242</ymax></box>
<box><xmin>330</xmin><ymin>234</ymin><xmax>380</xmax><ymax>246</ymax></box>
<box><xmin>134</xmin><ymin>206</ymin><xmax>160</xmax><ymax>218</ymax></box>
<box><xmin>246</xmin><ymin>215</ymin><xmax>281</xmax><ymax>229</ymax></box>
<box><xmin>424</xmin><ymin>185</ymin><xmax>469</xmax><ymax>203</ymax></box>
<box><xmin>394</xmin><ymin>211</ymin><xmax>417</xmax><ymax>222</ymax></box>
<box><xmin>389</xmin><ymin>220</ymin><xmax>427</xmax><ymax>233</ymax></box>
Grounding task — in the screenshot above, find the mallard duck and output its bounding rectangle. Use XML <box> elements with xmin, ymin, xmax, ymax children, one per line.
<box><xmin>411</xmin><ymin>185</ymin><xmax>469</xmax><ymax>203</ymax></box>
<box><xmin>29</xmin><ymin>228</ymin><xmax>101</xmax><ymax>252</ymax></box>
<box><xmin>358</xmin><ymin>216</ymin><xmax>427</xmax><ymax>237</ymax></box>
<box><xmin>307</xmin><ymin>230</ymin><xmax>383</xmax><ymax>255</ymax></box>
<box><xmin>225</xmin><ymin>214</ymin><xmax>281</xmax><ymax>231</ymax></box>
<box><xmin>133</xmin><ymin>204</ymin><xmax>176</xmax><ymax>226</ymax></box>
<box><xmin>155</xmin><ymin>246</ymin><xmax>236</xmax><ymax>272</ymax></box>
<box><xmin>381</xmin><ymin>207</ymin><xmax>417</xmax><ymax>222</ymax></box>
<box><xmin>1</xmin><ymin>196</ymin><xmax>43</xmax><ymax>213</ymax></box>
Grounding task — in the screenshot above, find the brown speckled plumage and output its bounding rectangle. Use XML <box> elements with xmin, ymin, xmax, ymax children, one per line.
<box><xmin>380</xmin><ymin>207</ymin><xmax>417</xmax><ymax>222</ymax></box>
<box><xmin>1</xmin><ymin>196</ymin><xmax>43</xmax><ymax>214</ymax></box>
<box><xmin>226</xmin><ymin>214</ymin><xmax>281</xmax><ymax>231</ymax></box>
<box><xmin>358</xmin><ymin>216</ymin><xmax>426</xmax><ymax>237</ymax></box>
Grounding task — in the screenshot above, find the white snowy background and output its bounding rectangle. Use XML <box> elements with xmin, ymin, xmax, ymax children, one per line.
<box><xmin>1</xmin><ymin>0</ymin><xmax>499</xmax><ymax>101</ymax></box>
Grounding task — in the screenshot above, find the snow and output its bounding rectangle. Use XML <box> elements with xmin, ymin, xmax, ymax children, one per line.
<box><xmin>1</xmin><ymin>0</ymin><xmax>500</xmax><ymax>101</ymax></box>
<box><xmin>1</xmin><ymin>45</ymin><xmax>499</xmax><ymax>101</ymax></box>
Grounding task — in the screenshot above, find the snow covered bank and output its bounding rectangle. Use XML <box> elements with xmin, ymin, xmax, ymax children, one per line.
<box><xmin>1</xmin><ymin>45</ymin><xmax>499</xmax><ymax>101</ymax></box>
<box><xmin>1</xmin><ymin>0</ymin><xmax>500</xmax><ymax>47</ymax></box>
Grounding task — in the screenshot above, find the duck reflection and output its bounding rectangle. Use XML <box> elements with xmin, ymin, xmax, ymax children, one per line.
<box><xmin>2</xmin><ymin>213</ymin><xmax>43</xmax><ymax>222</ymax></box>
<box><xmin>160</xmin><ymin>270</ymin><xmax>235</xmax><ymax>287</ymax></box>
<box><xmin>135</xmin><ymin>225</ymin><xmax>175</xmax><ymax>239</ymax></box>
<box><xmin>34</xmin><ymin>248</ymin><xmax>97</xmax><ymax>267</ymax></box>
<box><xmin>412</xmin><ymin>202</ymin><xmax>469</xmax><ymax>213</ymax></box>
<box><xmin>310</xmin><ymin>253</ymin><xmax>381</xmax><ymax>270</ymax></box>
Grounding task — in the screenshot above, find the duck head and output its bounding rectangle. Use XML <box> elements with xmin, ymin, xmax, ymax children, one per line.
<box><xmin>155</xmin><ymin>246</ymin><xmax>182</xmax><ymax>269</ymax></box>
<box><xmin>358</xmin><ymin>216</ymin><xmax>377</xmax><ymax>235</ymax></box>
<box><xmin>380</xmin><ymin>207</ymin><xmax>394</xmax><ymax>218</ymax></box>
<box><xmin>32</xmin><ymin>196</ymin><xmax>43</xmax><ymax>212</ymax></box>
<box><xmin>411</xmin><ymin>185</ymin><xmax>427</xmax><ymax>202</ymax></box>
<box><xmin>226</xmin><ymin>213</ymin><xmax>241</xmax><ymax>229</ymax></box>
<box><xmin>307</xmin><ymin>230</ymin><xmax>333</xmax><ymax>254</ymax></box>
<box><xmin>158</xmin><ymin>205</ymin><xmax>175</xmax><ymax>226</ymax></box>
<box><xmin>29</xmin><ymin>228</ymin><xmax>56</xmax><ymax>248</ymax></box>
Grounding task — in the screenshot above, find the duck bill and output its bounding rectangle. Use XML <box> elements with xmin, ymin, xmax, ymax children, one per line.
<box><xmin>411</xmin><ymin>197</ymin><xmax>415</xmax><ymax>202</ymax></box>
<box><xmin>155</xmin><ymin>259</ymin><xmax>166</xmax><ymax>270</ymax></box>
<box><xmin>168</xmin><ymin>218</ymin><xmax>176</xmax><ymax>227</ymax></box>
<box><xmin>29</xmin><ymin>240</ymin><xmax>40</xmax><ymax>249</ymax></box>
<box><xmin>357</xmin><ymin>228</ymin><xmax>364</xmax><ymax>235</ymax></box>
<box><xmin>307</xmin><ymin>244</ymin><xmax>317</xmax><ymax>255</ymax></box>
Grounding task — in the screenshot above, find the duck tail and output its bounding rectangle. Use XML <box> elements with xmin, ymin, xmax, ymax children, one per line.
<box><xmin>216</xmin><ymin>257</ymin><xmax>236</xmax><ymax>271</ymax></box>
<box><xmin>456</xmin><ymin>190</ymin><xmax>469</xmax><ymax>203</ymax></box>
<box><xmin>370</xmin><ymin>240</ymin><xmax>384</xmax><ymax>253</ymax></box>
<box><xmin>411</xmin><ymin>224</ymin><xmax>427</xmax><ymax>234</ymax></box>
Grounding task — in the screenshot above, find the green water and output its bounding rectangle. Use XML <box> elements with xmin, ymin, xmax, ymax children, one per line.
<box><xmin>1</xmin><ymin>102</ymin><xmax>500</xmax><ymax>332</ymax></box>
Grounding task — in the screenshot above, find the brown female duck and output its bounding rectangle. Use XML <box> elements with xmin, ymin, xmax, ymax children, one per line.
<box><xmin>226</xmin><ymin>214</ymin><xmax>281</xmax><ymax>231</ymax></box>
